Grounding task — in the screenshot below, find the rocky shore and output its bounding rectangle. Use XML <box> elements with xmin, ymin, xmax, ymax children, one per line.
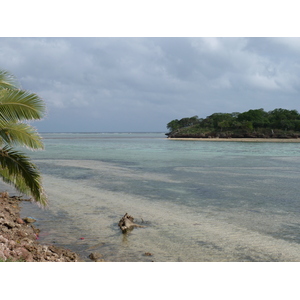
<box><xmin>166</xmin><ymin>132</ymin><xmax>300</xmax><ymax>140</ymax></box>
<box><xmin>0</xmin><ymin>194</ymin><xmax>79</xmax><ymax>262</ymax></box>
<box><xmin>168</xmin><ymin>137</ymin><xmax>300</xmax><ymax>142</ymax></box>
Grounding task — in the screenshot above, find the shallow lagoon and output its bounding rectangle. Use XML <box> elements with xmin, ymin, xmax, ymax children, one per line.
<box><xmin>11</xmin><ymin>132</ymin><xmax>300</xmax><ymax>261</ymax></box>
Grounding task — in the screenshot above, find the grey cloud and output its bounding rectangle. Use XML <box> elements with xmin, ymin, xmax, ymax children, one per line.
<box><xmin>0</xmin><ymin>37</ymin><xmax>300</xmax><ymax>132</ymax></box>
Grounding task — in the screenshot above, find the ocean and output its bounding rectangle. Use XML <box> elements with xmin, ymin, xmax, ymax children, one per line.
<box><xmin>6</xmin><ymin>132</ymin><xmax>300</xmax><ymax>261</ymax></box>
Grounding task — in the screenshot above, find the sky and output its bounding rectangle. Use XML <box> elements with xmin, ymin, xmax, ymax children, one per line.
<box><xmin>1</xmin><ymin>37</ymin><xmax>300</xmax><ymax>133</ymax></box>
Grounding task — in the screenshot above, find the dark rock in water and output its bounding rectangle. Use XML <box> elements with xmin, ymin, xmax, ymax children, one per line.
<box><xmin>118</xmin><ymin>213</ymin><xmax>145</xmax><ymax>233</ymax></box>
<box><xmin>23</xmin><ymin>217</ymin><xmax>36</xmax><ymax>223</ymax></box>
<box><xmin>88</xmin><ymin>252</ymin><xmax>104</xmax><ymax>262</ymax></box>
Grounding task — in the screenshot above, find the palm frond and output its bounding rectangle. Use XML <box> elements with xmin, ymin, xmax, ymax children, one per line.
<box><xmin>0</xmin><ymin>69</ymin><xmax>47</xmax><ymax>206</ymax></box>
<box><xmin>0</xmin><ymin>89</ymin><xmax>46</xmax><ymax>122</ymax></box>
<box><xmin>0</xmin><ymin>122</ymin><xmax>44</xmax><ymax>150</ymax></box>
<box><xmin>0</xmin><ymin>70</ymin><xmax>18</xmax><ymax>90</ymax></box>
<box><xmin>0</xmin><ymin>146</ymin><xmax>47</xmax><ymax>206</ymax></box>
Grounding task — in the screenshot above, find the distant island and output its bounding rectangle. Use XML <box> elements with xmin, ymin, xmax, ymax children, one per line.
<box><xmin>166</xmin><ymin>108</ymin><xmax>300</xmax><ymax>139</ymax></box>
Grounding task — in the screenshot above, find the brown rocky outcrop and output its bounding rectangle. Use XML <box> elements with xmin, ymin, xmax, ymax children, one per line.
<box><xmin>0</xmin><ymin>195</ymin><xmax>79</xmax><ymax>262</ymax></box>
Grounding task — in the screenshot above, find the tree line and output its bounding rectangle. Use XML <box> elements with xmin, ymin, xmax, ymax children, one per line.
<box><xmin>167</xmin><ymin>108</ymin><xmax>300</xmax><ymax>138</ymax></box>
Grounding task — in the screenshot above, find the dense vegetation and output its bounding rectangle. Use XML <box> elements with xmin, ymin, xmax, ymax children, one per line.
<box><xmin>166</xmin><ymin>108</ymin><xmax>300</xmax><ymax>139</ymax></box>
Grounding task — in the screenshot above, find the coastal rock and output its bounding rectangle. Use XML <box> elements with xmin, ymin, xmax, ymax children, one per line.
<box><xmin>0</xmin><ymin>195</ymin><xmax>79</xmax><ymax>262</ymax></box>
<box><xmin>4</xmin><ymin>221</ymin><xmax>15</xmax><ymax>229</ymax></box>
<box><xmin>16</xmin><ymin>217</ymin><xmax>25</xmax><ymax>224</ymax></box>
<box><xmin>0</xmin><ymin>235</ymin><xmax>7</xmax><ymax>243</ymax></box>
<box><xmin>14</xmin><ymin>247</ymin><xmax>33</xmax><ymax>261</ymax></box>
<box><xmin>23</xmin><ymin>217</ymin><xmax>36</xmax><ymax>223</ymax></box>
<box><xmin>1</xmin><ymin>192</ymin><xmax>9</xmax><ymax>199</ymax></box>
<box><xmin>88</xmin><ymin>252</ymin><xmax>104</xmax><ymax>262</ymax></box>
<box><xmin>118</xmin><ymin>213</ymin><xmax>145</xmax><ymax>233</ymax></box>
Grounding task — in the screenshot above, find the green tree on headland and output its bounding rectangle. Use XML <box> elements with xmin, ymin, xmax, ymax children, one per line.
<box><xmin>167</xmin><ymin>116</ymin><xmax>200</xmax><ymax>132</ymax></box>
<box><xmin>0</xmin><ymin>69</ymin><xmax>47</xmax><ymax>206</ymax></box>
<box><xmin>166</xmin><ymin>108</ymin><xmax>300</xmax><ymax>139</ymax></box>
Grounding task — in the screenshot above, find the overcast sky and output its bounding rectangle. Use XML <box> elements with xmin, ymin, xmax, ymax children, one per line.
<box><xmin>1</xmin><ymin>37</ymin><xmax>300</xmax><ymax>132</ymax></box>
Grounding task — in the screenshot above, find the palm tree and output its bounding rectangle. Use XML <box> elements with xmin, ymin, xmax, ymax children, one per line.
<box><xmin>0</xmin><ymin>69</ymin><xmax>47</xmax><ymax>206</ymax></box>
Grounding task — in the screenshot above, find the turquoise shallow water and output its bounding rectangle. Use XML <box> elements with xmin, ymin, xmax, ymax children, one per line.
<box><xmin>5</xmin><ymin>132</ymin><xmax>300</xmax><ymax>261</ymax></box>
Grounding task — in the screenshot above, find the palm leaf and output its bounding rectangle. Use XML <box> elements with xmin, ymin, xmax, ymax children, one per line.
<box><xmin>0</xmin><ymin>70</ymin><xmax>18</xmax><ymax>90</ymax></box>
<box><xmin>0</xmin><ymin>146</ymin><xmax>47</xmax><ymax>206</ymax></box>
<box><xmin>0</xmin><ymin>89</ymin><xmax>46</xmax><ymax>122</ymax></box>
<box><xmin>0</xmin><ymin>69</ymin><xmax>47</xmax><ymax>206</ymax></box>
<box><xmin>0</xmin><ymin>122</ymin><xmax>44</xmax><ymax>150</ymax></box>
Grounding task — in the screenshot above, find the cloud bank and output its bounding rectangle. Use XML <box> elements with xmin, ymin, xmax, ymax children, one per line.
<box><xmin>0</xmin><ymin>37</ymin><xmax>300</xmax><ymax>132</ymax></box>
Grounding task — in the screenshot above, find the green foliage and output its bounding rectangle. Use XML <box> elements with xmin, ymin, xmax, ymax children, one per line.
<box><xmin>237</xmin><ymin>108</ymin><xmax>270</xmax><ymax>128</ymax></box>
<box><xmin>206</xmin><ymin>113</ymin><xmax>234</xmax><ymax>130</ymax></box>
<box><xmin>0</xmin><ymin>70</ymin><xmax>18</xmax><ymax>90</ymax></box>
<box><xmin>268</xmin><ymin>108</ymin><xmax>300</xmax><ymax>130</ymax></box>
<box><xmin>0</xmin><ymin>89</ymin><xmax>46</xmax><ymax>122</ymax></box>
<box><xmin>167</xmin><ymin>116</ymin><xmax>200</xmax><ymax>132</ymax></box>
<box><xmin>0</xmin><ymin>146</ymin><xmax>47</xmax><ymax>205</ymax></box>
<box><xmin>167</xmin><ymin>108</ymin><xmax>300</xmax><ymax>137</ymax></box>
<box><xmin>0</xmin><ymin>69</ymin><xmax>47</xmax><ymax>206</ymax></box>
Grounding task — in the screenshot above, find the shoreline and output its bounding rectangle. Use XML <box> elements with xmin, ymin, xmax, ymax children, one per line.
<box><xmin>0</xmin><ymin>195</ymin><xmax>80</xmax><ymax>262</ymax></box>
<box><xmin>167</xmin><ymin>138</ymin><xmax>300</xmax><ymax>143</ymax></box>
